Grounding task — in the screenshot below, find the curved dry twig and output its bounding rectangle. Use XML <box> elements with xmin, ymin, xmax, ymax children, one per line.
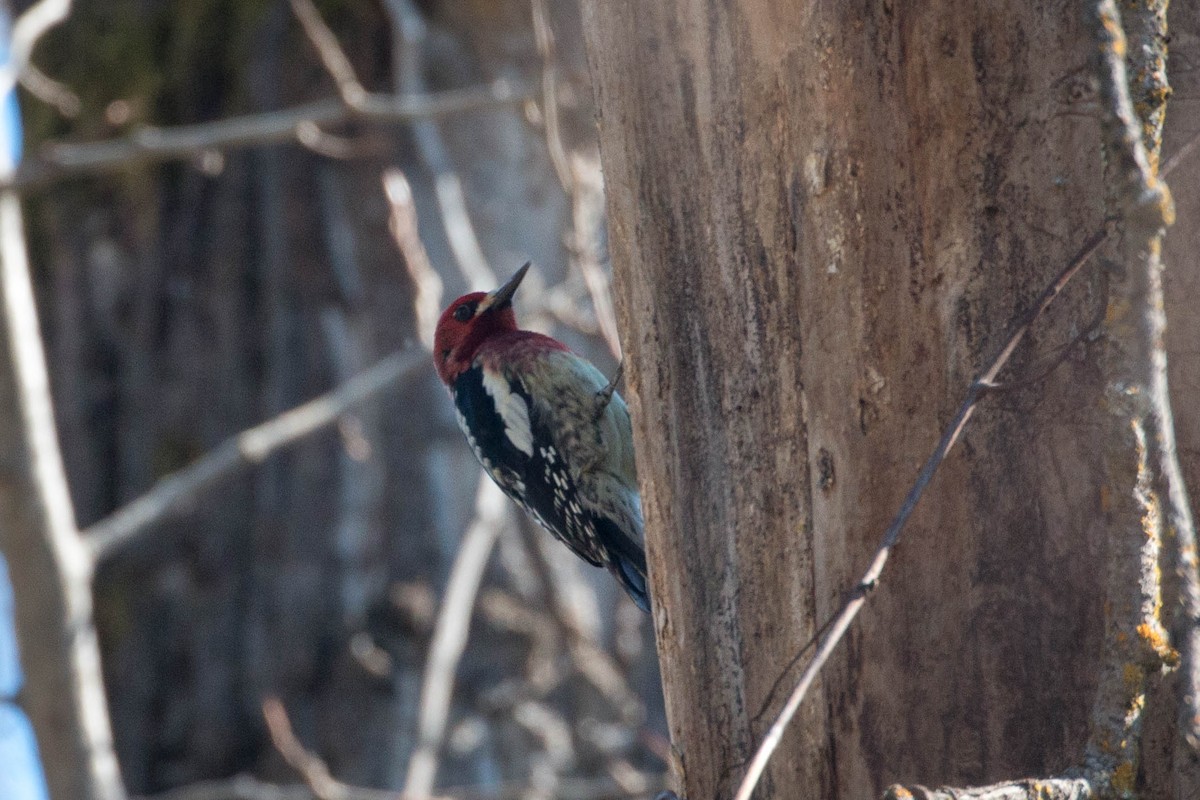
<box><xmin>2</xmin><ymin>0</ymin><xmax>74</xmax><ymax>98</ymax></box>
<box><xmin>288</xmin><ymin>0</ymin><xmax>366</xmax><ymax>108</ymax></box>
<box><xmin>731</xmin><ymin>229</ymin><xmax>1109</xmax><ymax>800</ymax></box>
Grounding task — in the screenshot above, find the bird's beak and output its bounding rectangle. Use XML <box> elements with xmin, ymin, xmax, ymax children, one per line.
<box><xmin>479</xmin><ymin>262</ymin><xmax>531</xmax><ymax>314</ymax></box>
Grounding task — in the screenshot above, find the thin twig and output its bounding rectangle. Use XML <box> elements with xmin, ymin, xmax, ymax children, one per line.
<box><xmin>731</xmin><ymin>229</ymin><xmax>1109</xmax><ymax>800</ymax></box>
<box><xmin>288</xmin><ymin>0</ymin><xmax>367</xmax><ymax>108</ymax></box>
<box><xmin>403</xmin><ymin>478</ymin><xmax>509</xmax><ymax>799</ymax></box>
<box><xmin>530</xmin><ymin>0</ymin><xmax>572</xmax><ymax>192</ymax></box>
<box><xmin>83</xmin><ymin>349</ymin><xmax>427</xmax><ymax>563</ymax></box>
<box><xmin>384</xmin><ymin>169</ymin><xmax>443</xmax><ymax>349</ymax></box>
<box><xmin>295</xmin><ymin>122</ymin><xmax>358</xmax><ymax>159</ymax></box>
<box><xmin>383</xmin><ymin>0</ymin><xmax>496</xmax><ymax>291</ymax></box>
<box><xmin>528</xmin><ymin>2</ymin><xmax>620</xmax><ymax>357</ymax></box>
<box><xmin>1161</xmin><ymin>131</ymin><xmax>1200</xmax><ymax>179</ymax></box>
<box><xmin>567</xmin><ymin>153</ymin><xmax>621</xmax><ymax>359</ymax></box>
<box><xmin>8</xmin><ymin>81</ymin><xmax>528</xmax><ymax>191</ymax></box>
<box><xmin>1</xmin><ymin>0</ymin><xmax>73</xmax><ymax>100</ymax></box>
<box><xmin>18</xmin><ymin>62</ymin><xmax>80</xmax><ymax>117</ymax></box>
<box><xmin>984</xmin><ymin>269</ymin><xmax>1108</xmax><ymax>394</ymax></box>
<box><xmin>262</xmin><ymin>697</ymin><xmax>402</xmax><ymax>800</ymax></box>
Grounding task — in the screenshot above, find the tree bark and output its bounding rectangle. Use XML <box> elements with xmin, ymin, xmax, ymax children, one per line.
<box><xmin>579</xmin><ymin>1</ymin><xmax>1194</xmax><ymax>797</ymax></box>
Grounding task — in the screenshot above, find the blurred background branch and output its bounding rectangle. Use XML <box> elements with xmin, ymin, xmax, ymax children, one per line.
<box><xmin>0</xmin><ymin>2</ymin><xmax>661</xmax><ymax>800</ymax></box>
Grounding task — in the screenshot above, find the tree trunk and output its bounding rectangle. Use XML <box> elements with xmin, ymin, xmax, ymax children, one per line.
<box><xmin>582</xmin><ymin>2</ymin><xmax>1195</xmax><ymax>797</ymax></box>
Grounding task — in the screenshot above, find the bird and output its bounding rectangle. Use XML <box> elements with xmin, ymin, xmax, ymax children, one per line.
<box><xmin>432</xmin><ymin>263</ymin><xmax>648</xmax><ymax>611</ymax></box>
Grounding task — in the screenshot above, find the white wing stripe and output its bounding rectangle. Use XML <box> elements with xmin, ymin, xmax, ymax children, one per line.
<box><xmin>481</xmin><ymin>369</ymin><xmax>534</xmax><ymax>456</ymax></box>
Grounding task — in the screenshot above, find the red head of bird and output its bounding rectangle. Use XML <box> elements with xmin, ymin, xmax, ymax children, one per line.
<box><xmin>433</xmin><ymin>262</ymin><xmax>530</xmax><ymax>385</ymax></box>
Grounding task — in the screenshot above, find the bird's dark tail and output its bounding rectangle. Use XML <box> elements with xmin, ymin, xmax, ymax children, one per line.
<box><xmin>594</xmin><ymin>516</ymin><xmax>650</xmax><ymax>612</ymax></box>
<box><xmin>611</xmin><ymin>551</ymin><xmax>650</xmax><ymax>613</ymax></box>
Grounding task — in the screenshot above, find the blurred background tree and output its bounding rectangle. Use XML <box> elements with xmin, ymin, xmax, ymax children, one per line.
<box><xmin>2</xmin><ymin>0</ymin><xmax>666</xmax><ymax>798</ymax></box>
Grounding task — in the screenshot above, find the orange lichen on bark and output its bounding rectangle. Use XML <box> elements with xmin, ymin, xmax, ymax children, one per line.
<box><xmin>1122</xmin><ymin>663</ymin><xmax>1142</xmax><ymax>693</ymax></box>
<box><xmin>1111</xmin><ymin>761</ymin><xmax>1136</xmax><ymax>794</ymax></box>
<box><xmin>1136</xmin><ymin>621</ymin><xmax>1177</xmax><ymax>664</ymax></box>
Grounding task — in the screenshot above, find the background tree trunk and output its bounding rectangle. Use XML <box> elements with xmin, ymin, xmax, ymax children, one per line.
<box><xmin>582</xmin><ymin>1</ymin><xmax>1199</xmax><ymax>797</ymax></box>
<box><xmin>18</xmin><ymin>1</ymin><xmax>664</xmax><ymax>796</ymax></box>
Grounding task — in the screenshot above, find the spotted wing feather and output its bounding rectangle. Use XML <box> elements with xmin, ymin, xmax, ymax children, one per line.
<box><xmin>453</xmin><ymin>355</ymin><xmax>647</xmax><ymax>609</ymax></box>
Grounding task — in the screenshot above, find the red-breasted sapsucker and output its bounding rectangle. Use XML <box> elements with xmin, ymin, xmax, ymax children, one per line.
<box><xmin>433</xmin><ymin>263</ymin><xmax>648</xmax><ymax>611</ymax></box>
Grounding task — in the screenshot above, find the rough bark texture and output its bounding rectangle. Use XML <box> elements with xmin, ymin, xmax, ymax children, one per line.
<box><xmin>582</xmin><ymin>1</ymin><xmax>1196</xmax><ymax>797</ymax></box>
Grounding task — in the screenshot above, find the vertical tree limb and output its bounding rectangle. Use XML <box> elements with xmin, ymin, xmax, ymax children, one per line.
<box><xmin>0</xmin><ymin>185</ymin><xmax>124</xmax><ymax>800</ymax></box>
<box><xmin>1084</xmin><ymin>1</ymin><xmax>1188</xmax><ymax>795</ymax></box>
<box><xmin>403</xmin><ymin>478</ymin><xmax>508</xmax><ymax>798</ymax></box>
<box><xmin>1122</xmin><ymin>0</ymin><xmax>1200</xmax><ymax>755</ymax></box>
<box><xmin>382</xmin><ymin>0</ymin><xmax>496</xmax><ymax>291</ymax></box>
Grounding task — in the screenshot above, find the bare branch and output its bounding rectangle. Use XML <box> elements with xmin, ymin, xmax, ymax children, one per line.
<box><xmin>1085</xmin><ymin>10</ymin><xmax>1200</xmax><ymax>765</ymax></box>
<box><xmin>8</xmin><ymin>81</ymin><xmax>529</xmax><ymax>192</ymax></box>
<box><xmin>567</xmin><ymin>153</ymin><xmax>621</xmax><ymax>359</ymax></box>
<box><xmin>530</xmin><ymin>0</ymin><xmax>572</xmax><ymax>192</ymax></box>
<box><xmin>384</xmin><ymin>169</ymin><xmax>443</xmax><ymax>349</ymax></box>
<box><xmin>18</xmin><ymin>62</ymin><xmax>80</xmax><ymax>117</ymax></box>
<box><xmin>288</xmin><ymin>0</ymin><xmax>367</xmax><ymax>109</ymax></box>
<box><xmin>0</xmin><ymin>142</ymin><xmax>125</xmax><ymax>800</ymax></box>
<box><xmin>731</xmin><ymin>230</ymin><xmax>1109</xmax><ymax>800</ymax></box>
<box><xmin>1161</xmin><ymin>129</ymin><xmax>1200</xmax><ymax>178</ymax></box>
<box><xmin>382</xmin><ymin>0</ymin><xmax>496</xmax><ymax>290</ymax></box>
<box><xmin>403</xmin><ymin>478</ymin><xmax>509</xmax><ymax>798</ymax></box>
<box><xmin>527</xmin><ymin>4</ymin><xmax>620</xmax><ymax>357</ymax></box>
<box><xmin>1082</xmin><ymin>3</ymin><xmax>1190</xmax><ymax>791</ymax></box>
<box><xmin>263</xmin><ymin>696</ymin><xmax>403</xmax><ymax>800</ymax></box>
<box><xmin>83</xmin><ymin>349</ymin><xmax>428</xmax><ymax>564</ymax></box>
<box><xmin>295</xmin><ymin>122</ymin><xmax>358</xmax><ymax>159</ymax></box>
<box><xmin>2</xmin><ymin>0</ymin><xmax>73</xmax><ymax>99</ymax></box>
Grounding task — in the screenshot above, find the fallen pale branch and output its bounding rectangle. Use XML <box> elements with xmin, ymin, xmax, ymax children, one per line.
<box><xmin>882</xmin><ymin>778</ymin><xmax>1093</xmax><ymax>800</ymax></box>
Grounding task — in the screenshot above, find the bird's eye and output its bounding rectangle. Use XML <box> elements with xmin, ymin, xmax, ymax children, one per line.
<box><xmin>453</xmin><ymin>303</ymin><xmax>474</xmax><ymax>322</ymax></box>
